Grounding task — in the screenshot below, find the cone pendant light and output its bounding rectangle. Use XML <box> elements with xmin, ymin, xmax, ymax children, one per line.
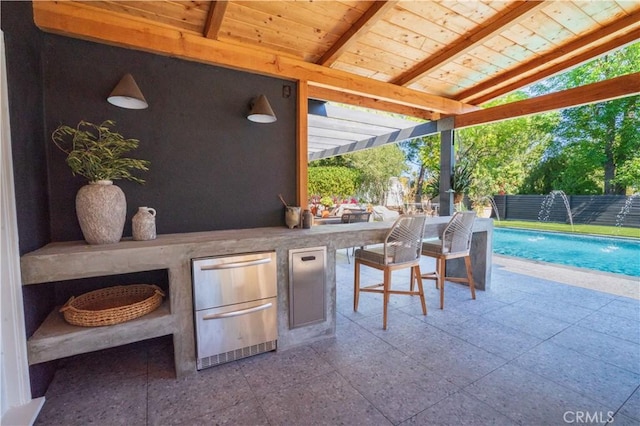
<box><xmin>107</xmin><ymin>74</ymin><xmax>148</xmax><ymax>109</ymax></box>
<box><xmin>247</xmin><ymin>94</ymin><xmax>277</xmax><ymax>123</ymax></box>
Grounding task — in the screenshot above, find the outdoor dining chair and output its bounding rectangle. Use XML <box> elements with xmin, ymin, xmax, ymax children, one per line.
<box><xmin>341</xmin><ymin>211</ymin><xmax>372</xmax><ymax>263</ymax></box>
<box><xmin>420</xmin><ymin>211</ymin><xmax>476</xmax><ymax>309</ymax></box>
<box><xmin>353</xmin><ymin>214</ymin><xmax>427</xmax><ymax>330</ymax></box>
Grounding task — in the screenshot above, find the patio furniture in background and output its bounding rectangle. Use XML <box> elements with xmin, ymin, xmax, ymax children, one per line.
<box><xmin>371</xmin><ymin>205</ymin><xmax>400</xmax><ymax>222</ymax></box>
<box><xmin>420</xmin><ymin>211</ymin><xmax>476</xmax><ymax>309</ymax></box>
<box><xmin>353</xmin><ymin>214</ymin><xmax>428</xmax><ymax>330</ymax></box>
<box><xmin>341</xmin><ymin>211</ymin><xmax>372</xmax><ymax>263</ymax></box>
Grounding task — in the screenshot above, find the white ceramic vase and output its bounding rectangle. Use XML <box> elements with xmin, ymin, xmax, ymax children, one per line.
<box><xmin>132</xmin><ymin>206</ymin><xmax>157</xmax><ymax>241</ymax></box>
<box><xmin>75</xmin><ymin>180</ymin><xmax>126</xmax><ymax>244</ymax></box>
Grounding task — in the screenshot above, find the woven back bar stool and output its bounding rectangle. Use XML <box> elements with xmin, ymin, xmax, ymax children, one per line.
<box><xmin>353</xmin><ymin>214</ymin><xmax>428</xmax><ymax>330</ymax></box>
<box><xmin>421</xmin><ymin>211</ymin><xmax>476</xmax><ymax>309</ymax></box>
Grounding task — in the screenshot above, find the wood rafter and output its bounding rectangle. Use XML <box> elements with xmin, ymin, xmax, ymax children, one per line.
<box><xmin>203</xmin><ymin>0</ymin><xmax>228</xmax><ymax>40</ymax></box>
<box><xmin>308</xmin><ymin>86</ymin><xmax>439</xmax><ymax>120</ymax></box>
<box><xmin>297</xmin><ymin>81</ymin><xmax>309</xmax><ymax>206</ymax></box>
<box><xmin>317</xmin><ymin>1</ymin><xmax>398</xmax><ymax>66</ymax></box>
<box><xmin>456</xmin><ymin>10</ymin><xmax>640</xmax><ymax>105</ymax></box>
<box><xmin>392</xmin><ymin>0</ymin><xmax>546</xmax><ymax>87</ymax></box>
<box><xmin>32</xmin><ymin>1</ymin><xmax>477</xmax><ymax>115</ymax></box>
<box><xmin>454</xmin><ymin>73</ymin><xmax>640</xmax><ymax>129</ymax></box>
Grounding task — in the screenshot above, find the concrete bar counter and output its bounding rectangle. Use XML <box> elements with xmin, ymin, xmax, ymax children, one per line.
<box><xmin>21</xmin><ymin>217</ymin><xmax>493</xmax><ymax>377</ymax></box>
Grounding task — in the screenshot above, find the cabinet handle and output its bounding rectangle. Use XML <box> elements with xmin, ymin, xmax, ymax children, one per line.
<box><xmin>202</xmin><ymin>302</ymin><xmax>273</xmax><ymax>320</ymax></box>
<box><xmin>301</xmin><ymin>256</ymin><xmax>316</xmax><ymax>261</ymax></box>
<box><xmin>200</xmin><ymin>257</ymin><xmax>271</xmax><ymax>271</ymax></box>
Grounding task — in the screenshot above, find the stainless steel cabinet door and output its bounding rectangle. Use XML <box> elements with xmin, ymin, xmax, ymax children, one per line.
<box><xmin>194</xmin><ymin>297</ymin><xmax>278</xmax><ymax>359</ymax></box>
<box><xmin>192</xmin><ymin>251</ymin><xmax>277</xmax><ymax>310</ymax></box>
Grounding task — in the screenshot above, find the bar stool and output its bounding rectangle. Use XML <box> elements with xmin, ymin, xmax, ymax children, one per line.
<box><xmin>420</xmin><ymin>211</ymin><xmax>476</xmax><ymax>309</ymax></box>
<box><xmin>353</xmin><ymin>214</ymin><xmax>428</xmax><ymax>330</ymax></box>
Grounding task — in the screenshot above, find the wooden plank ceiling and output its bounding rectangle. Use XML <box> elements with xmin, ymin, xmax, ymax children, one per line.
<box><xmin>32</xmin><ymin>1</ymin><xmax>640</xmax><ymax>157</ymax></box>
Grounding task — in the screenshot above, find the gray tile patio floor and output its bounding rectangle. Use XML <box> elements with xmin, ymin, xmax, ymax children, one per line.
<box><xmin>34</xmin><ymin>253</ymin><xmax>639</xmax><ymax>425</ymax></box>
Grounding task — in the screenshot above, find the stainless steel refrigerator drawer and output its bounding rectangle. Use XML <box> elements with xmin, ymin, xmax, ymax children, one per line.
<box><xmin>194</xmin><ymin>297</ymin><xmax>278</xmax><ymax>362</ymax></box>
<box><xmin>192</xmin><ymin>251</ymin><xmax>277</xmax><ymax>310</ymax></box>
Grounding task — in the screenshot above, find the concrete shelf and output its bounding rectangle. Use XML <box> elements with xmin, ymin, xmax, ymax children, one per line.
<box><xmin>27</xmin><ymin>300</ymin><xmax>174</xmax><ymax>365</ymax></box>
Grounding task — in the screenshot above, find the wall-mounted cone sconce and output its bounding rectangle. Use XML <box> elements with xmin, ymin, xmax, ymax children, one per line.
<box><xmin>247</xmin><ymin>94</ymin><xmax>277</xmax><ymax>123</ymax></box>
<box><xmin>107</xmin><ymin>73</ymin><xmax>148</xmax><ymax>109</ymax></box>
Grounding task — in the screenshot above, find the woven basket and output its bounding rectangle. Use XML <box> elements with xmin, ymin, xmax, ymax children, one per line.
<box><xmin>60</xmin><ymin>284</ymin><xmax>165</xmax><ymax>327</ymax></box>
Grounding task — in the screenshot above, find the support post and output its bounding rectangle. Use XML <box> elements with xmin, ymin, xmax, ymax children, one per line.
<box><xmin>438</xmin><ymin>118</ymin><xmax>455</xmax><ymax>216</ymax></box>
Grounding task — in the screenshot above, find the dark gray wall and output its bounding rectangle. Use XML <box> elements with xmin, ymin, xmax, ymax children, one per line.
<box><xmin>1</xmin><ymin>1</ymin><xmax>50</xmax><ymax>254</ymax></box>
<box><xmin>43</xmin><ymin>35</ymin><xmax>297</xmax><ymax>241</ymax></box>
<box><xmin>2</xmin><ymin>0</ymin><xmax>56</xmax><ymax>400</ymax></box>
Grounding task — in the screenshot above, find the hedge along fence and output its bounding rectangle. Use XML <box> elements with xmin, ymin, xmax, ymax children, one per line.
<box><xmin>491</xmin><ymin>195</ymin><xmax>640</xmax><ymax>228</ymax></box>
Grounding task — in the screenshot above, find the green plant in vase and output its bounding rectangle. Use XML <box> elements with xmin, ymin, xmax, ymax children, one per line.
<box><xmin>52</xmin><ymin>120</ymin><xmax>150</xmax><ymax>244</ymax></box>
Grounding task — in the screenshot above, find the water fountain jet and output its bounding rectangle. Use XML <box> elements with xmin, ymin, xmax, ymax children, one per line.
<box><xmin>538</xmin><ymin>190</ymin><xmax>574</xmax><ymax>231</ymax></box>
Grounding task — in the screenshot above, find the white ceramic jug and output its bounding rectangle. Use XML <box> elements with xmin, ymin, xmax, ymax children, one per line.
<box><xmin>132</xmin><ymin>207</ymin><xmax>157</xmax><ymax>241</ymax></box>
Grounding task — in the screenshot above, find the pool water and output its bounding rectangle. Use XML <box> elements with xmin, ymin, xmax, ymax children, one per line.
<box><xmin>492</xmin><ymin>228</ymin><xmax>640</xmax><ymax>277</ymax></box>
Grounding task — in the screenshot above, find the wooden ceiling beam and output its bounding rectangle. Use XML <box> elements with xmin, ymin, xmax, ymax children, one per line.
<box><xmin>454</xmin><ymin>73</ymin><xmax>640</xmax><ymax>129</ymax></box>
<box><xmin>308</xmin><ymin>86</ymin><xmax>439</xmax><ymax>120</ymax></box>
<box><xmin>317</xmin><ymin>1</ymin><xmax>398</xmax><ymax>67</ymax></box>
<box><xmin>32</xmin><ymin>1</ymin><xmax>476</xmax><ymax>115</ymax></box>
<box><xmin>392</xmin><ymin>0</ymin><xmax>546</xmax><ymax>87</ymax></box>
<box><xmin>456</xmin><ymin>10</ymin><xmax>640</xmax><ymax>105</ymax></box>
<box><xmin>203</xmin><ymin>0</ymin><xmax>228</xmax><ymax>40</ymax></box>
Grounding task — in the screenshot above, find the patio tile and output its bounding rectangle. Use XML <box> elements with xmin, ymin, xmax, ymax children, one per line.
<box><xmin>147</xmin><ymin>361</ymin><xmax>252</xmax><ymax>425</ymax></box>
<box><xmin>510</xmin><ymin>294</ymin><xmax>595</xmax><ymax>323</ymax></box>
<box><xmin>552</xmin><ymin>285</ymin><xmax>617</xmax><ymax>310</ymax></box>
<box><xmin>549</xmin><ymin>325</ymin><xmax>640</xmax><ymax>374</ymax></box>
<box><xmin>336</xmin><ymin>349</ymin><xmax>459</xmax><ymax>424</ymax></box>
<box><xmin>578</xmin><ymin>310</ymin><xmax>640</xmax><ymax>344</ymax></box>
<box><xmin>481</xmin><ymin>304</ymin><xmax>572</xmax><ymax>340</ymax></box>
<box><xmin>441</xmin><ymin>316</ymin><xmax>544</xmax><ymax>360</ymax></box>
<box><xmin>36</xmin><ymin>375</ymin><xmax>147</xmax><ymax>426</ymax></box>
<box><xmin>598</xmin><ymin>297</ymin><xmax>640</xmax><ymax>322</ymax></box>
<box><xmin>440</xmin><ymin>294</ymin><xmax>509</xmax><ymax>316</ymax></box>
<box><xmin>257</xmin><ymin>370</ymin><xmax>391</xmax><ymax>426</ymax></box>
<box><xmin>395</xmin><ymin>326</ymin><xmax>508</xmax><ymax>387</ymax></box>
<box><xmin>355</xmin><ymin>307</ymin><xmax>431</xmax><ymax>338</ymax></box>
<box><xmin>175</xmin><ymin>397</ymin><xmax>269</xmax><ymax>426</ymax></box>
<box><xmin>414</xmin><ymin>304</ymin><xmax>479</xmax><ymax>328</ymax></box>
<box><xmin>399</xmin><ymin>390</ymin><xmax>518</xmax><ymax>426</ymax></box>
<box><xmin>485</xmin><ymin>287</ymin><xmax>530</xmax><ymax>304</ymax></box>
<box><xmin>618</xmin><ymin>386</ymin><xmax>640</xmax><ymax>422</ymax></box>
<box><xmin>238</xmin><ymin>344</ymin><xmax>335</xmax><ymax>396</ymax></box>
<box><xmin>44</xmin><ymin>342</ymin><xmax>149</xmax><ymax>396</ymax></box>
<box><xmin>337</xmin><ymin>347</ymin><xmax>431</xmax><ymax>385</ymax></box>
<box><xmin>310</xmin><ymin>321</ymin><xmax>395</xmax><ymax>369</ymax></box>
<box><xmin>511</xmin><ymin>341</ymin><xmax>640</xmax><ymax>407</ymax></box>
<box><xmin>465</xmin><ymin>363</ymin><xmax>611</xmax><ymax>425</ymax></box>
<box><xmin>609</xmin><ymin>413</ymin><xmax>640</xmax><ymax>426</ymax></box>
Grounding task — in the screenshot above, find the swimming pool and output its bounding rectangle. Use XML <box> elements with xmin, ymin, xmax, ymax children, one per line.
<box><xmin>492</xmin><ymin>228</ymin><xmax>640</xmax><ymax>277</ymax></box>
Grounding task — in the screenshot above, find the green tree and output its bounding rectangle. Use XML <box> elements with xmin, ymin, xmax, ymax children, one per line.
<box><xmin>530</xmin><ymin>44</ymin><xmax>640</xmax><ymax>194</ymax></box>
<box><xmin>343</xmin><ymin>144</ymin><xmax>407</xmax><ymax>204</ymax></box>
<box><xmin>401</xmin><ymin>134</ymin><xmax>439</xmax><ymax>203</ymax></box>
<box><xmin>307</xmin><ymin>166</ymin><xmax>361</xmax><ymax>201</ymax></box>
<box><xmin>455</xmin><ymin>92</ymin><xmax>558</xmax><ymax>195</ymax></box>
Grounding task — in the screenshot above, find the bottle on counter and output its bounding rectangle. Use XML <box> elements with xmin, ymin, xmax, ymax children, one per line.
<box><xmin>302</xmin><ymin>209</ymin><xmax>313</xmax><ymax>228</ymax></box>
<box><xmin>132</xmin><ymin>207</ymin><xmax>157</xmax><ymax>241</ymax></box>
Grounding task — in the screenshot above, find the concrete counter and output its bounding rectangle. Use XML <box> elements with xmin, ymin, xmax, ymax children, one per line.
<box><xmin>21</xmin><ymin>217</ymin><xmax>493</xmax><ymax>377</ymax></box>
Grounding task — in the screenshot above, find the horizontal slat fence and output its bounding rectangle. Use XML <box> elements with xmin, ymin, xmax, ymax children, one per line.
<box><xmin>490</xmin><ymin>195</ymin><xmax>640</xmax><ymax>228</ymax></box>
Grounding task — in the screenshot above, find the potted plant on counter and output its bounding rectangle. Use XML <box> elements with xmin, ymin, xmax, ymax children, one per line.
<box><xmin>52</xmin><ymin>120</ymin><xmax>150</xmax><ymax>244</ymax></box>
